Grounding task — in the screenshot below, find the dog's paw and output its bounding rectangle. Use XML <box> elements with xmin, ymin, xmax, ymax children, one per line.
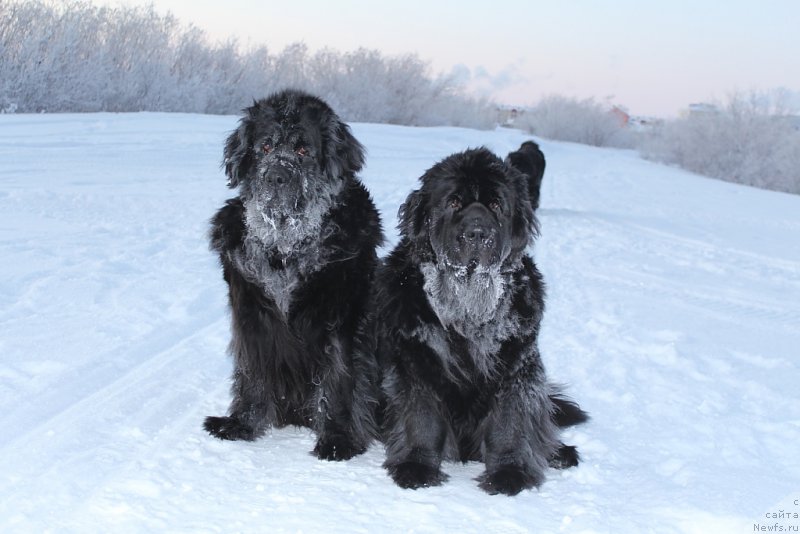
<box><xmin>203</xmin><ymin>416</ymin><xmax>257</xmax><ymax>441</ymax></box>
<box><xmin>312</xmin><ymin>434</ymin><xmax>366</xmax><ymax>461</ymax></box>
<box><xmin>548</xmin><ymin>443</ymin><xmax>580</xmax><ymax>469</ymax></box>
<box><xmin>477</xmin><ymin>465</ymin><xmax>543</xmax><ymax>496</ymax></box>
<box><xmin>387</xmin><ymin>461</ymin><xmax>448</xmax><ymax>489</ymax></box>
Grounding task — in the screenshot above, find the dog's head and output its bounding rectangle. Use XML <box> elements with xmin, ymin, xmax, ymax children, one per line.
<box><xmin>399</xmin><ymin>147</ymin><xmax>536</xmax><ymax>274</ymax></box>
<box><xmin>222</xmin><ymin>89</ymin><xmax>365</xmax><ymax>218</ymax></box>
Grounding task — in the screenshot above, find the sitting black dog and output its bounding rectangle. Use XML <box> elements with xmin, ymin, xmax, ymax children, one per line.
<box><xmin>204</xmin><ymin>89</ymin><xmax>383</xmax><ymax>461</ymax></box>
<box><xmin>371</xmin><ymin>147</ymin><xmax>586</xmax><ymax>495</ymax></box>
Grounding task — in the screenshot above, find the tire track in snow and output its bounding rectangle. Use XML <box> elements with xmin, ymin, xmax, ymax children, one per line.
<box><xmin>0</xmin><ymin>315</ymin><xmax>232</xmax><ymax>529</ymax></box>
<box><xmin>539</xmin><ymin>209</ymin><xmax>800</xmax><ymax>330</ymax></box>
<box><xmin>55</xmin><ymin>346</ymin><xmax>234</xmax><ymax>531</ymax></box>
<box><xmin>542</xmin><ymin>208</ymin><xmax>800</xmax><ymax>288</ymax></box>
<box><xmin>590</xmin><ymin>269</ymin><xmax>800</xmax><ymax>330</ymax></box>
<box><xmin>0</xmin><ymin>306</ymin><xmax>228</xmax><ymax>449</ymax></box>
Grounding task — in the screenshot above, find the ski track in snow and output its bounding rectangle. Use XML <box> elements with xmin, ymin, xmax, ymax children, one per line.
<box><xmin>1</xmin><ymin>113</ymin><xmax>799</xmax><ymax>533</ymax></box>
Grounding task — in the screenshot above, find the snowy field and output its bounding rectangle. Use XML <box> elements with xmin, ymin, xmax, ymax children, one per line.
<box><xmin>1</xmin><ymin>113</ymin><xmax>799</xmax><ymax>533</ymax></box>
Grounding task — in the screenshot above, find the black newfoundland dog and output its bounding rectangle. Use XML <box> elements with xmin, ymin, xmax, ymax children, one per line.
<box><xmin>371</xmin><ymin>145</ymin><xmax>586</xmax><ymax>495</ymax></box>
<box><xmin>204</xmin><ymin>89</ymin><xmax>383</xmax><ymax>461</ymax></box>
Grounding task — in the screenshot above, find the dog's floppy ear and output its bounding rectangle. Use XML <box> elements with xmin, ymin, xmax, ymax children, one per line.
<box><xmin>324</xmin><ymin>119</ymin><xmax>366</xmax><ymax>178</ymax></box>
<box><xmin>222</xmin><ymin>115</ymin><xmax>256</xmax><ymax>188</ymax></box>
<box><xmin>398</xmin><ymin>188</ymin><xmax>427</xmax><ymax>241</ymax></box>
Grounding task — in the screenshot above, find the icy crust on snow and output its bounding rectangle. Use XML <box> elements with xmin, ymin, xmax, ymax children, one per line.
<box><xmin>1</xmin><ymin>113</ymin><xmax>799</xmax><ymax>533</ymax></box>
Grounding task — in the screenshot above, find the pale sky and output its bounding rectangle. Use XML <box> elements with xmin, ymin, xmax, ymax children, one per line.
<box><xmin>95</xmin><ymin>0</ymin><xmax>800</xmax><ymax>117</ymax></box>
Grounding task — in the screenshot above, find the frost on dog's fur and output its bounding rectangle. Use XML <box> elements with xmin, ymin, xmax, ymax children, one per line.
<box><xmin>419</xmin><ymin>261</ymin><xmax>508</xmax><ymax>329</ymax></box>
<box><xmin>234</xmin><ymin>172</ymin><xmax>344</xmax><ymax>316</ymax></box>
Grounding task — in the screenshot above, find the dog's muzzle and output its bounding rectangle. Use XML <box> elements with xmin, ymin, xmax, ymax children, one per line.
<box><xmin>258</xmin><ymin>158</ymin><xmax>306</xmax><ymax>213</ymax></box>
<box><xmin>450</xmin><ymin>204</ymin><xmax>502</xmax><ymax>270</ymax></box>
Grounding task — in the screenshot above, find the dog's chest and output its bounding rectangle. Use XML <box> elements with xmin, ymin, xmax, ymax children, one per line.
<box><xmin>233</xmin><ymin>237</ymin><xmax>327</xmax><ymax>317</ymax></box>
<box><xmin>261</xmin><ymin>258</ymin><xmax>303</xmax><ymax>316</ymax></box>
<box><xmin>413</xmin><ymin>308</ymin><xmax>520</xmax><ymax>381</ymax></box>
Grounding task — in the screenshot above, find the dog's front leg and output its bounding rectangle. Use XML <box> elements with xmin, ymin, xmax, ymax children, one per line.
<box><xmin>310</xmin><ymin>336</ymin><xmax>375</xmax><ymax>461</ymax></box>
<box><xmin>205</xmin><ymin>267</ymin><xmax>279</xmax><ymax>441</ymax></box>
<box><xmin>382</xmin><ymin>360</ymin><xmax>450</xmax><ymax>489</ymax></box>
<box><xmin>477</xmin><ymin>359</ymin><xmax>560</xmax><ymax>496</ymax></box>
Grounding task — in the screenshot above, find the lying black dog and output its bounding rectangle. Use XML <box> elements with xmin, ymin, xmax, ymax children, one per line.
<box><xmin>204</xmin><ymin>89</ymin><xmax>383</xmax><ymax>461</ymax></box>
<box><xmin>372</xmin><ymin>147</ymin><xmax>586</xmax><ymax>495</ymax></box>
<box><xmin>506</xmin><ymin>140</ymin><xmax>546</xmax><ymax>210</ymax></box>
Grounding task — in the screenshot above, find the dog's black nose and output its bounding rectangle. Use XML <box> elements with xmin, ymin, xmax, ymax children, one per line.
<box><xmin>269</xmin><ymin>166</ymin><xmax>291</xmax><ymax>185</ymax></box>
<box><xmin>464</xmin><ymin>225</ymin><xmax>487</xmax><ymax>243</ymax></box>
<box><xmin>462</xmin><ymin>221</ymin><xmax>493</xmax><ymax>245</ymax></box>
<box><xmin>457</xmin><ymin>203</ymin><xmax>496</xmax><ymax>249</ymax></box>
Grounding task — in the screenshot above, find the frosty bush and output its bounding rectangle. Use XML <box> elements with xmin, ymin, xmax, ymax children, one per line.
<box><xmin>0</xmin><ymin>0</ymin><xmax>495</xmax><ymax>128</ymax></box>
<box><xmin>641</xmin><ymin>92</ymin><xmax>800</xmax><ymax>194</ymax></box>
<box><xmin>518</xmin><ymin>95</ymin><xmax>633</xmax><ymax>148</ymax></box>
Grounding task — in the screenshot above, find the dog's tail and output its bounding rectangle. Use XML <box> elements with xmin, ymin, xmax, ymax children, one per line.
<box><xmin>550</xmin><ymin>393</ymin><xmax>590</xmax><ymax>428</ymax></box>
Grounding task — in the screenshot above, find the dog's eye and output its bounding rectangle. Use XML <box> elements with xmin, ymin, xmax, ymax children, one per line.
<box><xmin>295</xmin><ymin>146</ymin><xmax>309</xmax><ymax>157</ymax></box>
<box><xmin>489</xmin><ymin>200</ymin><xmax>503</xmax><ymax>213</ymax></box>
<box><xmin>262</xmin><ymin>143</ymin><xmax>273</xmax><ymax>155</ymax></box>
<box><xmin>448</xmin><ymin>197</ymin><xmax>462</xmax><ymax>210</ymax></box>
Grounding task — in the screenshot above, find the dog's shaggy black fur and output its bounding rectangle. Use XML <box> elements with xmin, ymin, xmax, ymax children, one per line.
<box><xmin>204</xmin><ymin>89</ymin><xmax>383</xmax><ymax>461</ymax></box>
<box><xmin>370</xmin><ymin>146</ymin><xmax>586</xmax><ymax>495</ymax></box>
<box><xmin>505</xmin><ymin>140</ymin><xmax>546</xmax><ymax>210</ymax></box>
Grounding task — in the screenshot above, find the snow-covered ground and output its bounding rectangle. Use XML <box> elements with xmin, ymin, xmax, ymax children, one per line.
<box><xmin>1</xmin><ymin>113</ymin><xmax>799</xmax><ymax>533</ymax></box>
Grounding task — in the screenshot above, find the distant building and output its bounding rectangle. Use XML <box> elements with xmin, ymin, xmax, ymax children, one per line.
<box><xmin>609</xmin><ymin>105</ymin><xmax>630</xmax><ymax>127</ymax></box>
<box><xmin>685</xmin><ymin>103</ymin><xmax>719</xmax><ymax>117</ymax></box>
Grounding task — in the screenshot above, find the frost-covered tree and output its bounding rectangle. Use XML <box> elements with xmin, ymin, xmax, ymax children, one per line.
<box><xmin>0</xmin><ymin>0</ymin><xmax>495</xmax><ymax>128</ymax></box>
<box><xmin>518</xmin><ymin>95</ymin><xmax>633</xmax><ymax>147</ymax></box>
<box><xmin>641</xmin><ymin>92</ymin><xmax>800</xmax><ymax>194</ymax></box>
